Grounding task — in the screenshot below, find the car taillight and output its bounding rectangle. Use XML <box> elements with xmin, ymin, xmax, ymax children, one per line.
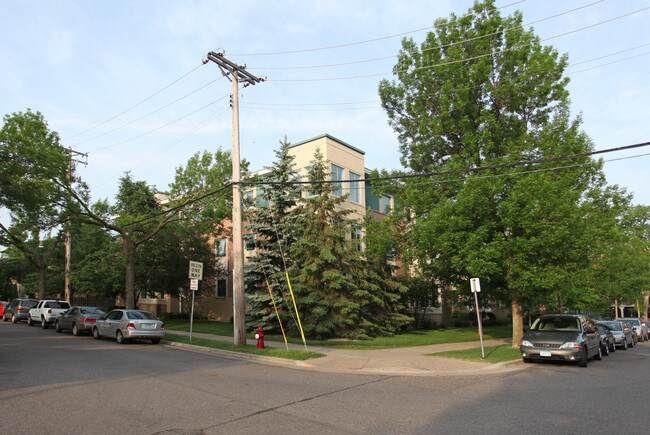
<box><xmin>83</xmin><ymin>317</ymin><xmax>96</xmax><ymax>323</ymax></box>
<box><xmin>127</xmin><ymin>322</ymin><xmax>136</xmax><ymax>330</ymax></box>
<box><xmin>18</xmin><ymin>307</ymin><xmax>27</xmax><ymax>312</ymax></box>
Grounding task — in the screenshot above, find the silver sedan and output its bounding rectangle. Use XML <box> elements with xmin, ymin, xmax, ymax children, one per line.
<box><xmin>55</xmin><ymin>306</ymin><xmax>106</xmax><ymax>336</ymax></box>
<box><xmin>92</xmin><ymin>309</ymin><xmax>165</xmax><ymax>344</ymax></box>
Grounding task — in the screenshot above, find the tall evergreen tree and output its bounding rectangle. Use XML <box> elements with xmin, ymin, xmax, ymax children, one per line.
<box><xmin>244</xmin><ymin>137</ymin><xmax>302</xmax><ymax>332</ymax></box>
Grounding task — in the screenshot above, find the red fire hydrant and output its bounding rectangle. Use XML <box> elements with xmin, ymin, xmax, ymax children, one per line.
<box><xmin>255</xmin><ymin>326</ymin><xmax>265</xmax><ymax>349</ymax></box>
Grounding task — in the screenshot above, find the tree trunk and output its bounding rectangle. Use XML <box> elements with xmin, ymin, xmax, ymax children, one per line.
<box><xmin>644</xmin><ymin>293</ymin><xmax>649</xmax><ymax>322</ymax></box>
<box><xmin>511</xmin><ymin>298</ymin><xmax>524</xmax><ymax>348</ymax></box>
<box><xmin>124</xmin><ymin>237</ymin><xmax>136</xmax><ymax>309</ymax></box>
<box><xmin>38</xmin><ymin>265</ymin><xmax>47</xmax><ymax>299</ymax></box>
<box><xmin>440</xmin><ymin>285</ymin><xmax>452</xmax><ymax>326</ymax></box>
<box><xmin>614</xmin><ymin>297</ymin><xmax>619</xmax><ymax>320</ymax></box>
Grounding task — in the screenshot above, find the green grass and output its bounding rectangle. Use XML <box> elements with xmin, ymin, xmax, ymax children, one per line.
<box><xmin>163</xmin><ymin>333</ymin><xmax>322</xmax><ymax>361</ymax></box>
<box><xmin>163</xmin><ymin>319</ymin><xmax>512</xmax><ymax>350</ymax></box>
<box><xmin>431</xmin><ymin>344</ymin><xmax>521</xmax><ymax>363</ymax></box>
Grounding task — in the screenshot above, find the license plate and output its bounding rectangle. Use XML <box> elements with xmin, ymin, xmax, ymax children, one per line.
<box><xmin>540</xmin><ymin>350</ymin><xmax>552</xmax><ymax>357</ymax></box>
<box><xmin>141</xmin><ymin>323</ymin><xmax>154</xmax><ymax>329</ymax></box>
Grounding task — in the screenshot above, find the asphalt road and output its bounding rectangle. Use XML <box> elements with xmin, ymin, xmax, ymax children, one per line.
<box><xmin>1</xmin><ymin>320</ymin><xmax>648</xmax><ymax>434</ymax></box>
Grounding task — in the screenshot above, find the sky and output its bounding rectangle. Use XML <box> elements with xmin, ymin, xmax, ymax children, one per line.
<box><xmin>1</xmin><ymin>0</ymin><xmax>649</xmax><ymax>213</ymax></box>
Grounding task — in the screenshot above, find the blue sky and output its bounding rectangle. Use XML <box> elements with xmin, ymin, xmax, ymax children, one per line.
<box><xmin>1</xmin><ymin>0</ymin><xmax>649</xmax><ymax>209</ymax></box>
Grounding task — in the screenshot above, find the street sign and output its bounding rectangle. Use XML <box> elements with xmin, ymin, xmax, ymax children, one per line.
<box><xmin>190</xmin><ymin>278</ymin><xmax>198</xmax><ymax>291</ymax></box>
<box><xmin>470</xmin><ymin>277</ymin><xmax>481</xmax><ymax>293</ymax></box>
<box><xmin>188</xmin><ymin>261</ymin><xmax>203</xmax><ymax>280</ymax></box>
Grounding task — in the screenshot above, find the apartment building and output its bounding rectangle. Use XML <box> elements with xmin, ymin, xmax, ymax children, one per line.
<box><xmin>141</xmin><ymin>134</ymin><xmax>394</xmax><ymax>320</ymax></box>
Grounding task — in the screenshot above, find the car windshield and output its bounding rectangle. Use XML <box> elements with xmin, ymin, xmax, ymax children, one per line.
<box><xmin>597</xmin><ymin>325</ymin><xmax>608</xmax><ymax>334</ymax></box>
<box><xmin>127</xmin><ymin>311</ymin><xmax>157</xmax><ymax>320</ymax></box>
<box><xmin>532</xmin><ymin>317</ymin><xmax>580</xmax><ymax>332</ymax></box>
<box><xmin>81</xmin><ymin>307</ymin><xmax>105</xmax><ymax>315</ymax></box>
<box><xmin>24</xmin><ymin>300</ymin><xmax>38</xmax><ymax>308</ymax></box>
<box><xmin>623</xmin><ymin>319</ymin><xmax>640</xmax><ymax>326</ymax></box>
<box><xmin>51</xmin><ymin>301</ymin><xmax>70</xmax><ymax>309</ymax></box>
<box><xmin>600</xmin><ymin>322</ymin><xmax>621</xmax><ymax>331</ymax></box>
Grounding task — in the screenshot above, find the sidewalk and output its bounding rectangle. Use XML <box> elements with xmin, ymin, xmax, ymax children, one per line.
<box><xmin>164</xmin><ymin>330</ymin><xmax>526</xmax><ymax>376</ymax></box>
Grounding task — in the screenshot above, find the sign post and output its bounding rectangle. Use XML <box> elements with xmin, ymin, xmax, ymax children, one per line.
<box><xmin>470</xmin><ymin>277</ymin><xmax>485</xmax><ymax>359</ymax></box>
<box><xmin>188</xmin><ymin>261</ymin><xmax>203</xmax><ymax>342</ymax></box>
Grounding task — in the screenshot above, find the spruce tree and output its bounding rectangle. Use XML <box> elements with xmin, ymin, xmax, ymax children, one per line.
<box><xmin>244</xmin><ymin>137</ymin><xmax>302</xmax><ymax>332</ymax></box>
<box><xmin>288</xmin><ymin>149</ymin><xmax>371</xmax><ymax>339</ymax></box>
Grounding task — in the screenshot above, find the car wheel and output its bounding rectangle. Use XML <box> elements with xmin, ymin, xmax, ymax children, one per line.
<box><xmin>151</xmin><ymin>338</ymin><xmax>161</xmax><ymax>344</ymax></box>
<box><xmin>41</xmin><ymin>317</ymin><xmax>48</xmax><ymax>329</ymax></box>
<box><xmin>55</xmin><ymin>320</ymin><xmax>62</xmax><ymax>333</ymax></box>
<box><xmin>578</xmin><ymin>348</ymin><xmax>588</xmax><ymax>367</ymax></box>
<box><xmin>27</xmin><ymin>316</ymin><xmax>33</xmax><ymax>326</ymax></box>
<box><xmin>11</xmin><ymin>314</ymin><xmax>17</xmax><ymax>323</ymax></box>
<box><xmin>72</xmin><ymin>323</ymin><xmax>79</xmax><ymax>336</ymax></box>
<box><xmin>116</xmin><ymin>330</ymin><xmax>125</xmax><ymax>344</ymax></box>
<box><xmin>594</xmin><ymin>345</ymin><xmax>602</xmax><ymax>360</ymax></box>
<box><xmin>92</xmin><ymin>327</ymin><xmax>102</xmax><ymax>340</ymax></box>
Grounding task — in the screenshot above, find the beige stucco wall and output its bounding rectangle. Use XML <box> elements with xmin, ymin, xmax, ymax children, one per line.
<box><xmin>290</xmin><ymin>135</ymin><xmax>367</xmax><ymax>220</ymax></box>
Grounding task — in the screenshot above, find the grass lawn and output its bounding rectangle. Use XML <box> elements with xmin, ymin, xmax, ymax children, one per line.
<box><xmin>163</xmin><ymin>333</ymin><xmax>322</xmax><ymax>361</ymax></box>
<box><xmin>163</xmin><ymin>319</ymin><xmax>512</xmax><ymax>350</ymax></box>
<box><xmin>431</xmin><ymin>344</ymin><xmax>522</xmax><ymax>364</ymax></box>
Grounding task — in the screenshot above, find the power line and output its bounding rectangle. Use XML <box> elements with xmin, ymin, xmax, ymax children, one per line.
<box><xmin>264</xmin><ymin>5</ymin><xmax>650</xmax><ymax>82</ymax></box>
<box><xmin>63</xmin><ymin>63</ymin><xmax>206</xmax><ymax>141</ymax></box>
<box><xmin>74</xmin><ymin>76</ymin><xmax>225</xmax><ymax>148</ymax></box>
<box><xmin>242</xmin><ymin>141</ymin><xmax>650</xmax><ymax>187</ymax></box>
<box><xmin>88</xmin><ymin>95</ymin><xmax>229</xmax><ymax>153</ymax></box>
<box><xmin>247</xmin><ymin>0</ymin><xmax>604</xmax><ymax>71</ymax></box>
<box><xmin>228</xmin><ymin>0</ymin><xmax>526</xmax><ymax>57</ymax></box>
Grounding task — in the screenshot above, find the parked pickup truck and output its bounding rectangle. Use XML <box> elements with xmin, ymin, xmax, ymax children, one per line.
<box><xmin>28</xmin><ymin>300</ymin><xmax>71</xmax><ymax>329</ymax></box>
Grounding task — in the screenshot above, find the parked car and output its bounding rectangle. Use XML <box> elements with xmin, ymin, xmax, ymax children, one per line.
<box><xmin>92</xmin><ymin>309</ymin><xmax>165</xmax><ymax>344</ymax></box>
<box><xmin>3</xmin><ymin>298</ymin><xmax>39</xmax><ymax>323</ymax></box>
<box><xmin>598</xmin><ymin>320</ymin><xmax>634</xmax><ymax>350</ymax></box>
<box><xmin>55</xmin><ymin>306</ymin><xmax>107</xmax><ymax>336</ymax></box>
<box><xmin>0</xmin><ymin>301</ymin><xmax>8</xmax><ymax>318</ymax></box>
<box><xmin>520</xmin><ymin>314</ymin><xmax>602</xmax><ymax>367</ymax></box>
<box><xmin>596</xmin><ymin>323</ymin><xmax>615</xmax><ymax>355</ymax></box>
<box><xmin>28</xmin><ymin>300</ymin><xmax>71</xmax><ymax>328</ymax></box>
<box><xmin>619</xmin><ymin>317</ymin><xmax>648</xmax><ymax>342</ymax></box>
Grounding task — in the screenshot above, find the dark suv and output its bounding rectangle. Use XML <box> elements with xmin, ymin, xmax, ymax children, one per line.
<box><xmin>3</xmin><ymin>298</ymin><xmax>39</xmax><ymax>323</ymax></box>
<box><xmin>520</xmin><ymin>314</ymin><xmax>602</xmax><ymax>367</ymax></box>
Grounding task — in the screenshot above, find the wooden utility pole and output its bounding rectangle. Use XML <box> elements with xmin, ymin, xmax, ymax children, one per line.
<box><xmin>64</xmin><ymin>148</ymin><xmax>87</xmax><ymax>303</ymax></box>
<box><xmin>205</xmin><ymin>51</ymin><xmax>264</xmax><ymax>346</ymax></box>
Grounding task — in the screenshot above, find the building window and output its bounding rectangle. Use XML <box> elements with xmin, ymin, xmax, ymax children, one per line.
<box><xmin>215</xmin><ymin>238</ymin><xmax>227</xmax><ymax>257</ymax></box>
<box><xmin>216</xmin><ymin>278</ymin><xmax>227</xmax><ymax>298</ymax></box>
<box><xmin>349</xmin><ymin>171</ymin><xmax>361</xmax><ymax>204</ymax></box>
<box><xmin>244</xmin><ymin>234</ymin><xmax>256</xmax><ymax>251</ymax></box>
<box><xmin>256</xmin><ymin>186</ymin><xmax>269</xmax><ymax>207</ymax></box>
<box><xmin>351</xmin><ymin>226</ymin><xmax>363</xmax><ymax>252</ymax></box>
<box><xmin>380</xmin><ymin>194</ymin><xmax>392</xmax><ymax>213</ymax></box>
<box><xmin>331</xmin><ymin>163</ymin><xmax>344</xmax><ymax>196</ymax></box>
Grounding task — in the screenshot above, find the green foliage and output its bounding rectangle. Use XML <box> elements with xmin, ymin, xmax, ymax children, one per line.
<box><xmin>244</xmin><ymin>137</ymin><xmax>302</xmax><ymax>332</ymax></box>
<box><xmin>288</xmin><ymin>149</ymin><xmax>412</xmax><ymax>339</ymax></box>
<box><xmin>377</xmin><ymin>0</ymin><xmax>617</xmax><ymax>327</ymax></box>
<box><xmin>0</xmin><ymin>110</ymin><xmax>71</xmax><ymax>297</ymax></box>
<box><xmin>168</xmin><ymin>148</ymin><xmax>242</xmax><ymax>236</ymax></box>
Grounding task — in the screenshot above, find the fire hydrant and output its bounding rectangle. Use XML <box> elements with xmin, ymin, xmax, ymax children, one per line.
<box><xmin>255</xmin><ymin>326</ymin><xmax>265</xmax><ymax>349</ymax></box>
